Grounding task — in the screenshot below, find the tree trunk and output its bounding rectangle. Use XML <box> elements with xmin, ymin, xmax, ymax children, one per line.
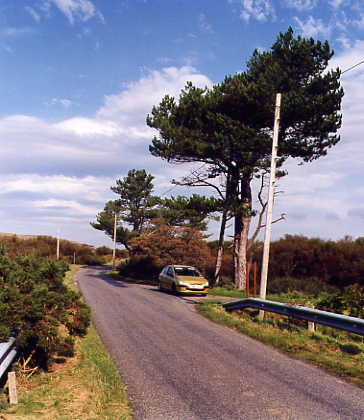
<box><xmin>214</xmin><ymin>209</ymin><xmax>227</xmax><ymax>286</ymax></box>
<box><xmin>233</xmin><ymin>177</ymin><xmax>252</xmax><ymax>291</ymax></box>
<box><xmin>233</xmin><ymin>214</ymin><xmax>243</xmax><ymax>290</ymax></box>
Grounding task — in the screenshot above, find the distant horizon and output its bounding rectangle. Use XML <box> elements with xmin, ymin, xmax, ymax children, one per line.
<box><xmin>2</xmin><ymin>228</ymin><xmax>362</xmax><ymax>251</ymax></box>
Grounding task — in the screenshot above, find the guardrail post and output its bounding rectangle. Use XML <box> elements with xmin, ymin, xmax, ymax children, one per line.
<box><xmin>8</xmin><ymin>371</ymin><xmax>18</xmax><ymax>404</ymax></box>
<box><xmin>308</xmin><ymin>321</ymin><xmax>315</xmax><ymax>332</ymax></box>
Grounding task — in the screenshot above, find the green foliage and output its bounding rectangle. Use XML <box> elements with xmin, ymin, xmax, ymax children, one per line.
<box><xmin>148</xmin><ymin>28</ymin><xmax>343</xmax><ymax>206</ymax></box>
<box><xmin>340</xmin><ymin>343</ymin><xmax>363</xmax><ymax>355</ymax></box>
<box><xmin>160</xmin><ymin>194</ymin><xmax>222</xmax><ymax>231</ymax></box>
<box><xmin>148</xmin><ymin>28</ymin><xmax>343</xmax><ymax>287</ymax></box>
<box><xmin>120</xmin><ymin>219</ymin><xmax>213</xmax><ymax>281</ymax></box>
<box><xmin>0</xmin><ymin>234</ymin><xmax>100</xmax><ymax>265</ymax></box>
<box><xmin>111</xmin><ymin>169</ymin><xmax>160</xmax><ymax>231</ymax></box>
<box><xmin>198</xmin><ymin>303</ymin><xmax>364</xmax><ymax>388</ymax></box>
<box><xmin>266</xmin><ymin>276</ymin><xmax>338</xmax><ymax>296</ymax></box>
<box><xmin>317</xmin><ymin>284</ymin><xmax>364</xmax><ymax>318</ymax></box>
<box><xmin>90</xmin><ymin>201</ymin><xmax>135</xmax><ymax>250</ymax></box>
<box><xmin>91</xmin><ymin>169</ymin><xmax>160</xmax><ymax>249</ymax></box>
<box><xmin>0</xmin><ymin>249</ymin><xmax>90</xmax><ymax>369</ymax></box>
<box><xmin>248</xmin><ymin>235</ymin><xmax>364</xmax><ymax>291</ymax></box>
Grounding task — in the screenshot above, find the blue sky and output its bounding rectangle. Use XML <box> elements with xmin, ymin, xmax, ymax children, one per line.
<box><xmin>1</xmin><ymin>0</ymin><xmax>364</xmax><ymax>247</ymax></box>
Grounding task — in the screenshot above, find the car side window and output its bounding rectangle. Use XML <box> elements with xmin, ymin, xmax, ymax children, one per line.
<box><xmin>167</xmin><ymin>267</ymin><xmax>174</xmax><ymax>277</ymax></box>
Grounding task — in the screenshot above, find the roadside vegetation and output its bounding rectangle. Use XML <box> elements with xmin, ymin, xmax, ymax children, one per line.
<box><xmin>0</xmin><ymin>233</ymin><xmax>128</xmax><ymax>266</ymax></box>
<box><xmin>0</xmin><ymin>265</ymin><xmax>133</xmax><ymax>420</ymax></box>
<box><xmin>198</xmin><ymin>302</ymin><xmax>364</xmax><ymax>388</ymax></box>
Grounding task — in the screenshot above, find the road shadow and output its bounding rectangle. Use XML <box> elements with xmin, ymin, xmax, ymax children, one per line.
<box><xmin>147</xmin><ymin>287</ymin><xmax>209</xmax><ymax>304</ymax></box>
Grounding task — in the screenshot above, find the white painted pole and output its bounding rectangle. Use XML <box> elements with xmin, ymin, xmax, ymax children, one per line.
<box><xmin>112</xmin><ymin>212</ymin><xmax>117</xmax><ymax>270</ymax></box>
<box><xmin>259</xmin><ymin>93</ymin><xmax>282</xmax><ymax>319</ymax></box>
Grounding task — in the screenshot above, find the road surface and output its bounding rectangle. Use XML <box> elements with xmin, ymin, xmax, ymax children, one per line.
<box><xmin>76</xmin><ymin>266</ymin><xmax>364</xmax><ymax>420</ymax></box>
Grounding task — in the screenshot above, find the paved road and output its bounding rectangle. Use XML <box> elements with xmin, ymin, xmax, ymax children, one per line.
<box><xmin>76</xmin><ymin>266</ymin><xmax>364</xmax><ymax>420</ymax></box>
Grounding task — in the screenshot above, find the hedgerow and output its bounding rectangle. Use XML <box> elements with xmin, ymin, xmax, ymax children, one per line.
<box><xmin>0</xmin><ymin>248</ymin><xmax>90</xmax><ymax>369</ymax></box>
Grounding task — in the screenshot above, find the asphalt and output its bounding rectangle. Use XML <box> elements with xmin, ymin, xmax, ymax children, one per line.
<box><xmin>76</xmin><ymin>266</ymin><xmax>364</xmax><ymax>420</ymax></box>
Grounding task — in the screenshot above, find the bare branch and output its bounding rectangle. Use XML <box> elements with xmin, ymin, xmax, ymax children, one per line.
<box><xmin>173</xmin><ymin>168</ymin><xmax>226</xmax><ymax>199</ymax></box>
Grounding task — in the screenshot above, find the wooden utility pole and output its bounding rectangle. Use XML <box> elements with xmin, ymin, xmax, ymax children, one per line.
<box><xmin>259</xmin><ymin>93</ymin><xmax>282</xmax><ymax>320</ymax></box>
<box><xmin>56</xmin><ymin>229</ymin><xmax>60</xmax><ymax>260</ymax></box>
<box><xmin>112</xmin><ymin>212</ymin><xmax>117</xmax><ymax>270</ymax></box>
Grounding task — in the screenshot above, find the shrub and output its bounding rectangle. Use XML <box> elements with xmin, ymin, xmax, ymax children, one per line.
<box><xmin>0</xmin><ymin>234</ymin><xmax>100</xmax><ymax>266</ymax></box>
<box><xmin>125</xmin><ymin>220</ymin><xmax>213</xmax><ymax>281</ymax></box>
<box><xmin>267</xmin><ymin>276</ymin><xmax>339</xmax><ymax>295</ymax></box>
<box><xmin>119</xmin><ymin>256</ymin><xmax>160</xmax><ymax>283</ymax></box>
<box><xmin>340</xmin><ymin>343</ymin><xmax>363</xmax><ymax>355</ymax></box>
<box><xmin>316</xmin><ymin>284</ymin><xmax>364</xmax><ymax>318</ymax></box>
<box><xmin>76</xmin><ymin>254</ymin><xmax>105</xmax><ymax>266</ymax></box>
<box><xmin>0</xmin><ymin>249</ymin><xmax>90</xmax><ymax>369</ymax></box>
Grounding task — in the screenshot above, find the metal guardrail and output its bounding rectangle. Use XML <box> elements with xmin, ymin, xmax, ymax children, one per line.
<box><xmin>0</xmin><ymin>338</ymin><xmax>17</xmax><ymax>381</ymax></box>
<box><xmin>222</xmin><ymin>298</ymin><xmax>364</xmax><ymax>336</ymax></box>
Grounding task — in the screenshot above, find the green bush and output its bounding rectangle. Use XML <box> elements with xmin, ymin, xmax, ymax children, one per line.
<box><xmin>267</xmin><ymin>276</ymin><xmax>338</xmax><ymax>295</ymax></box>
<box><xmin>76</xmin><ymin>254</ymin><xmax>106</xmax><ymax>265</ymax></box>
<box><xmin>119</xmin><ymin>256</ymin><xmax>159</xmax><ymax>283</ymax></box>
<box><xmin>340</xmin><ymin>343</ymin><xmax>363</xmax><ymax>355</ymax></box>
<box><xmin>316</xmin><ymin>284</ymin><xmax>364</xmax><ymax>318</ymax></box>
<box><xmin>0</xmin><ymin>249</ymin><xmax>90</xmax><ymax>369</ymax></box>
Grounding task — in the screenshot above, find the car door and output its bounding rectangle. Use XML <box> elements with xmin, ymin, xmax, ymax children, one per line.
<box><xmin>160</xmin><ymin>266</ymin><xmax>168</xmax><ymax>290</ymax></box>
<box><xmin>166</xmin><ymin>266</ymin><xmax>175</xmax><ymax>290</ymax></box>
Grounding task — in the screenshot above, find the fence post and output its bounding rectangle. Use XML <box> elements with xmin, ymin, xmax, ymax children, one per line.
<box><xmin>308</xmin><ymin>321</ymin><xmax>316</xmax><ymax>332</ymax></box>
<box><xmin>8</xmin><ymin>371</ymin><xmax>17</xmax><ymax>404</ymax></box>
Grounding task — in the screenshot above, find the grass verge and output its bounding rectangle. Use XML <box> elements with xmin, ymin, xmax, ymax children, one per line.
<box><xmin>208</xmin><ymin>287</ymin><xmax>321</xmax><ymax>306</ymax></box>
<box><xmin>0</xmin><ymin>265</ymin><xmax>133</xmax><ymax>420</ymax></box>
<box><xmin>198</xmin><ymin>302</ymin><xmax>364</xmax><ymax>389</ymax></box>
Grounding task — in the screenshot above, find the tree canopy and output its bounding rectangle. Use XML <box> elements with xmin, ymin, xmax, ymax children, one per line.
<box><xmin>160</xmin><ymin>194</ymin><xmax>222</xmax><ymax>231</ymax></box>
<box><xmin>91</xmin><ymin>169</ymin><xmax>160</xmax><ymax>250</ymax></box>
<box><xmin>147</xmin><ymin>28</ymin><xmax>343</xmax><ymax>289</ymax></box>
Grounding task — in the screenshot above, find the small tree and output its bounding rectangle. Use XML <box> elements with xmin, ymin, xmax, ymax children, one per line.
<box><xmin>91</xmin><ymin>169</ymin><xmax>160</xmax><ymax>250</ymax></box>
<box><xmin>125</xmin><ymin>219</ymin><xmax>213</xmax><ymax>279</ymax></box>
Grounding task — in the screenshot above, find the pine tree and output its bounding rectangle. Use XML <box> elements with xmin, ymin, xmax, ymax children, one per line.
<box><xmin>147</xmin><ymin>28</ymin><xmax>343</xmax><ymax>289</ymax></box>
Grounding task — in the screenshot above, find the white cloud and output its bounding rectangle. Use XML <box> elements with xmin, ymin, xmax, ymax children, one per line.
<box><xmin>0</xmin><ymin>174</ymin><xmax>111</xmax><ymax>202</ymax></box>
<box><xmin>42</xmin><ymin>0</ymin><xmax>104</xmax><ymax>24</ymax></box>
<box><xmin>285</xmin><ymin>0</ymin><xmax>317</xmax><ymax>11</ymax></box>
<box><xmin>0</xmin><ymin>66</ymin><xmax>212</xmax><ymax>179</ymax></box>
<box><xmin>329</xmin><ymin>0</ymin><xmax>345</xmax><ymax>8</ymax></box>
<box><xmin>0</xmin><ymin>66</ymin><xmax>215</xmax><ymax>243</ymax></box>
<box><xmin>199</xmin><ymin>13</ymin><xmax>214</xmax><ymax>33</ymax></box>
<box><xmin>25</xmin><ymin>6</ymin><xmax>41</xmax><ymax>22</ymax></box>
<box><xmin>294</xmin><ymin>15</ymin><xmax>332</xmax><ymax>37</ymax></box>
<box><xmin>97</xmin><ymin>66</ymin><xmax>212</xmax><ymax>126</ymax></box>
<box><xmin>239</xmin><ymin>0</ymin><xmax>275</xmax><ymax>22</ymax></box>
<box><xmin>48</xmin><ymin>98</ymin><xmax>73</xmax><ymax>108</ymax></box>
<box><xmin>33</xmin><ymin>198</ymin><xmax>100</xmax><ymax>216</ymax></box>
<box><xmin>353</xmin><ymin>13</ymin><xmax>364</xmax><ymax>29</ymax></box>
<box><xmin>2</xmin><ymin>27</ymin><xmax>34</xmax><ymax>37</ymax></box>
<box><xmin>55</xmin><ymin>117</ymin><xmax>122</xmax><ymax>136</ymax></box>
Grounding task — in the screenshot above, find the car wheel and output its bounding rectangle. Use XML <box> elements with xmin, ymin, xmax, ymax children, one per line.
<box><xmin>172</xmin><ymin>284</ymin><xmax>177</xmax><ymax>294</ymax></box>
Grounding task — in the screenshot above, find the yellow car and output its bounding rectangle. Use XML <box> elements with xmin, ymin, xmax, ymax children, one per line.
<box><xmin>158</xmin><ymin>265</ymin><xmax>209</xmax><ymax>295</ymax></box>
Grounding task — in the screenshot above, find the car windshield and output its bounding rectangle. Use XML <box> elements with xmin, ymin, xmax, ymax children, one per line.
<box><xmin>174</xmin><ymin>267</ymin><xmax>201</xmax><ymax>277</ymax></box>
